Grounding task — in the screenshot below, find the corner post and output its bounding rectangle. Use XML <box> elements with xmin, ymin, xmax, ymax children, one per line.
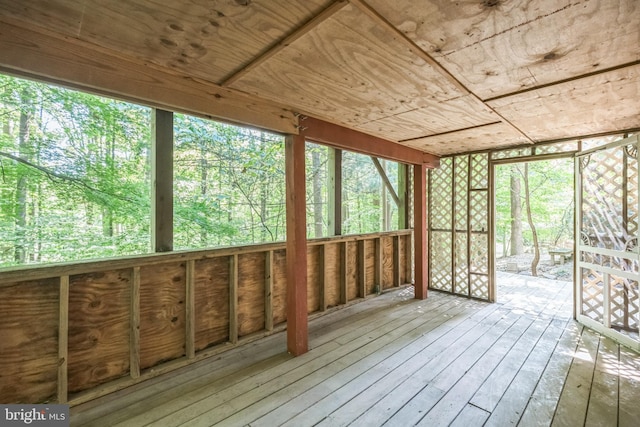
<box><xmin>285</xmin><ymin>133</ymin><xmax>308</xmax><ymax>355</ymax></box>
<box><xmin>414</xmin><ymin>163</ymin><xmax>428</xmax><ymax>299</ymax></box>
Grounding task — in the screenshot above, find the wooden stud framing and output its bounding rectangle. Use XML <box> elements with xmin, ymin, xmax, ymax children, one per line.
<box><xmin>130</xmin><ymin>267</ymin><xmax>141</xmax><ymax>379</ymax></box>
<box><xmin>185</xmin><ymin>259</ymin><xmax>196</xmax><ymax>359</ymax></box>
<box><xmin>358</xmin><ymin>240</ymin><xmax>366</xmax><ymax>298</ymax></box>
<box><xmin>320</xmin><ymin>245</ymin><xmax>327</xmax><ymax>311</ymax></box>
<box><xmin>375</xmin><ymin>237</ymin><xmax>383</xmax><ymax>294</ymax></box>
<box><xmin>58</xmin><ymin>275</ymin><xmax>69</xmax><ymax>403</ymax></box>
<box><xmin>285</xmin><ymin>134</ymin><xmax>308</xmax><ymax>356</ymax></box>
<box><xmin>393</xmin><ymin>235</ymin><xmax>401</xmax><ymax>287</ymax></box>
<box><xmin>265</xmin><ymin>250</ymin><xmax>274</xmax><ymax>331</ymax></box>
<box><xmin>398</xmin><ymin>163</ymin><xmax>409</xmax><ymax>229</ymax></box>
<box><xmin>340</xmin><ymin>241</ymin><xmax>348</xmax><ymax>304</ymax></box>
<box><xmin>151</xmin><ymin>109</ymin><xmax>173</xmax><ymax>253</ymax></box>
<box><xmin>230</xmin><ymin>254</ymin><xmax>239</xmax><ymax>345</ymax></box>
<box><xmin>328</xmin><ymin>148</ymin><xmax>343</xmax><ymax>236</ymax></box>
<box><xmin>414</xmin><ymin>163</ymin><xmax>428</xmax><ymax>299</ymax></box>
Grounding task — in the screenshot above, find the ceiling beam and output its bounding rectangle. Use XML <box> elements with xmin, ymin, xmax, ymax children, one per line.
<box><xmin>350</xmin><ymin>0</ymin><xmax>535</xmax><ymax>145</ymax></box>
<box><xmin>302</xmin><ymin>116</ymin><xmax>439</xmax><ymax>167</ymax></box>
<box><xmin>221</xmin><ymin>0</ymin><xmax>349</xmax><ymax>87</ymax></box>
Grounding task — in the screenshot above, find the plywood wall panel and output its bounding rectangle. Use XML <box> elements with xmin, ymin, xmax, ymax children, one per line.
<box><xmin>67</xmin><ymin>270</ymin><xmax>130</xmax><ymax>393</ymax></box>
<box><xmin>381</xmin><ymin>236</ymin><xmax>395</xmax><ymax>289</ymax></box>
<box><xmin>194</xmin><ymin>257</ymin><xmax>229</xmax><ymax>351</ymax></box>
<box><xmin>272</xmin><ymin>249</ymin><xmax>287</xmax><ymax>325</ymax></box>
<box><xmin>237</xmin><ymin>253</ymin><xmax>266</xmax><ymax>337</ymax></box>
<box><xmin>323</xmin><ymin>243</ymin><xmax>341</xmax><ymax>308</ymax></box>
<box><xmin>0</xmin><ymin>279</ymin><xmax>59</xmax><ymax>403</ymax></box>
<box><xmin>306</xmin><ymin>246</ymin><xmax>322</xmax><ymax>314</ymax></box>
<box><xmin>364</xmin><ymin>239</ymin><xmax>376</xmax><ymax>295</ymax></box>
<box><xmin>139</xmin><ymin>263</ymin><xmax>186</xmax><ymax>370</ymax></box>
<box><xmin>346</xmin><ymin>241</ymin><xmax>359</xmax><ymax>300</ymax></box>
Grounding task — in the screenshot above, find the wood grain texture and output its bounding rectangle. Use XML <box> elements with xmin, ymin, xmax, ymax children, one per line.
<box><xmin>346</xmin><ymin>241</ymin><xmax>359</xmax><ymax>301</ymax></box>
<box><xmin>0</xmin><ymin>278</ymin><xmax>59</xmax><ymax>403</ymax></box>
<box><xmin>237</xmin><ymin>252</ymin><xmax>266</xmax><ymax>337</ymax></box>
<box><xmin>0</xmin><ymin>20</ymin><xmax>298</xmax><ymax>135</ymax></box>
<box><xmin>306</xmin><ymin>245</ymin><xmax>322</xmax><ymax>314</ymax></box>
<box><xmin>272</xmin><ymin>249</ymin><xmax>288</xmax><ymax>326</ymax></box>
<box><xmin>381</xmin><ymin>236</ymin><xmax>395</xmax><ymax>289</ymax></box>
<box><xmin>364</xmin><ymin>239</ymin><xmax>376</xmax><ymax>295</ymax></box>
<box><xmin>0</xmin><ymin>0</ymin><xmax>333</xmax><ymax>83</ymax></box>
<box><xmin>193</xmin><ymin>257</ymin><xmax>229</xmax><ymax>351</ymax></box>
<box><xmin>231</xmin><ymin>3</ymin><xmax>471</xmax><ymax>137</ymax></box>
<box><xmin>488</xmin><ymin>64</ymin><xmax>640</xmax><ymax>142</ymax></box>
<box><xmin>139</xmin><ymin>263</ymin><xmax>186</xmax><ymax>370</ymax></box>
<box><xmin>67</xmin><ymin>270</ymin><xmax>131</xmax><ymax>394</ymax></box>
<box><xmin>323</xmin><ymin>243</ymin><xmax>341</xmax><ymax>308</ymax></box>
<box><xmin>356</xmin><ymin>95</ymin><xmax>497</xmax><ymax>141</ymax></box>
<box><xmin>406</xmin><ymin>122</ymin><xmax>531</xmax><ymax>156</ymax></box>
<box><xmin>366</xmin><ymin>0</ymin><xmax>639</xmax><ymax>98</ymax></box>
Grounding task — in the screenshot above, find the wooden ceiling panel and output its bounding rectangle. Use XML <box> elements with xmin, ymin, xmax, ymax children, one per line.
<box><xmin>363</xmin><ymin>0</ymin><xmax>572</xmax><ymax>56</ymax></box>
<box><xmin>367</xmin><ymin>0</ymin><xmax>639</xmax><ymax>100</ymax></box>
<box><xmin>229</xmin><ymin>3</ymin><xmax>473</xmax><ymax>131</ymax></box>
<box><xmin>441</xmin><ymin>0</ymin><xmax>640</xmax><ymax>99</ymax></box>
<box><xmin>488</xmin><ymin>64</ymin><xmax>640</xmax><ymax>142</ymax></box>
<box><xmin>356</xmin><ymin>95</ymin><xmax>498</xmax><ymax>141</ymax></box>
<box><xmin>405</xmin><ymin>123</ymin><xmax>531</xmax><ymax>156</ymax></box>
<box><xmin>0</xmin><ymin>0</ymin><xmax>333</xmax><ymax>84</ymax></box>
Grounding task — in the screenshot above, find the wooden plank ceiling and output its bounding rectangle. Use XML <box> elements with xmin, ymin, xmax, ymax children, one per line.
<box><xmin>0</xmin><ymin>0</ymin><xmax>638</xmax><ymax>156</ymax></box>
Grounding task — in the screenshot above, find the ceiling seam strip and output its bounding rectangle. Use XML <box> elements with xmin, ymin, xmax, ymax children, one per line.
<box><xmin>220</xmin><ymin>0</ymin><xmax>350</xmax><ymax>87</ymax></box>
<box><xmin>483</xmin><ymin>59</ymin><xmax>640</xmax><ymax>103</ymax></box>
<box><xmin>398</xmin><ymin>121</ymin><xmax>504</xmax><ymax>143</ymax></box>
<box><xmin>350</xmin><ymin>0</ymin><xmax>535</xmax><ymax>145</ymax></box>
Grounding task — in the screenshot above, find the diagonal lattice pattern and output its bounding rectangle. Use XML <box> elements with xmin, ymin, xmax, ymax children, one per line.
<box><xmin>470</xmin><ymin>274</ymin><xmax>489</xmax><ymax>299</ymax></box>
<box><xmin>430</xmin><ymin>157</ymin><xmax>453</xmax><ymax>230</ymax></box>
<box><xmin>470</xmin><ymin>153</ymin><xmax>488</xmax><ymax>190</ymax></box>
<box><xmin>454</xmin><ymin>156</ymin><xmax>468</xmax><ymax>231</ymax></box>
<box><xmin>581</xmin><ymin>268</ymin><xmax>604</xmax><ymax>323</ymax></box>
<box><xmin>430</xmin><ymin>231</ymin><xmax>452</xmax><ymax>292</ymax></box>
<box><xmin>454</xmin><ymin>232</ymin><xmax>469</xmax><ymax>295</ymax></box>
<box><xmin>470</xmin><ymin>190</ymin><xmax>488</xmax><ymax>232</ymax></box>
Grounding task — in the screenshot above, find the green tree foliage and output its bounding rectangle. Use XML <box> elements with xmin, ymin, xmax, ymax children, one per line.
<box><xmin>495</xmin><ymin>158</ymin><xmax>574</xmax><ymax>257</ymax></box>
<box><xmin>0</xmin><ymin>75</ymin><xmax>151</xmax><ymax>267</ymax></box>
<box><xmin>173</xmin><ymin>114</ymin><xmax>286</xmax><ymax>249</ymax></box>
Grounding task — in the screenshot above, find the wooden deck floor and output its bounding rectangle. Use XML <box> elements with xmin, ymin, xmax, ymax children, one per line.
<box><xmin>72</xmin><ymin>273</ymin><xmax>640</xmax><ymax>426</ymax></box>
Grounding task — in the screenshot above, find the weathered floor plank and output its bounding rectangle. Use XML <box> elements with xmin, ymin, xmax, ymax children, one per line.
<box><xmin>70</xmin><ymin>273</ymin><xmax>639</xmax><ymax>427</ymax></box>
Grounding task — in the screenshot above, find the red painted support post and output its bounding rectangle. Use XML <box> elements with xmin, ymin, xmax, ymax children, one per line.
<box><xmin>414</xmin><ymin>163</ymin><xmax>428</xmax><ymax>299</ymax></box>
<box><xmin>285</xmin><ymin>134</ymin><xmax>309</xmax><ymax>355</ymax></box>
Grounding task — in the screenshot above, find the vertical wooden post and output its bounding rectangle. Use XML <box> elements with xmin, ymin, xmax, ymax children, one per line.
<box><xmin>320</xmin><ymin>244</ymin><xmax>327</xmax><ymax>311</ymax></box>
<box><xmin>375</xmin><ymin>237</ymin><xmax>382</xmax><ymax>293</ymax></box>
<box><xmin>230</xmin><ymin>254</ymin><xmax>238</xmax><ymax>344</ymax></box>
<box><xmin>265</xmin><ymin>250</ymin><xmax>274</xmax><ymax>331</ymax></box>
<box><xmin>393</xmin><ymin>235</ymin><xmax>401</xmax><ymax>287</ymax></box>
<box><xmin>358</xmin><ymin>240</ymin><xmax>366</xmax><ymax>298</ymax></box>
<box><xmin>340</xmin><ymin>241</ymin><xmax>348</xmax><ymax>304</ymax></box>
<box><xmin>58</xmin><ymin>275</ymin><xmax>69</xmax><ymax>403</ymax></box>
<box><xmin>185</xmin><ymin>260</ymin><xmax>196</xmax><ymax>359</ymax></box>
<box><xmin>328</xmin><ymin>148</ymin><xmax>342</xmax><ymax>236</ymax></box>
<box><xmin>398</xmin><ymin>163</ymin><xmax>409</xmax><ymax>229</ymax></box>
<box><xmin>285</xmin><ymin>134</ymin><xmax>308</xmax><ymax>356</ymax></box>
<box><xmin>151</xmin><ymin>109</ymin><xmax>173</xmax><ymax>252</ymax></box>
<box><xmin>414</xmin><ymin>163</ymin><xmax>428</xmax><ymax>299</ymax></box>
<box><xmin>130</xmin><ymin>267</ymin><xmax>141</xmax><ymax>379</ymax></box>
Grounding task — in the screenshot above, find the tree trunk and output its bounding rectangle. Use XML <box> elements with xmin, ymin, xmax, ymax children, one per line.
<box><xmin>311</xmin><ymin>149</ymin><xmax>323</xmax><ymax>237</ymax></box>
<box><xmin>14</xmin><ymin>87</ymin><xmax>34</xmax><ymax>263</ymax></box>
<box><xmin>509</xmin><ymin>164</ymin><xmax>524</xmax><ymax>255</ymax></box>
<box><xmin>522</xmin><ymin>163</ymin><xmax>540</xmax><ymax>276</ymax></box>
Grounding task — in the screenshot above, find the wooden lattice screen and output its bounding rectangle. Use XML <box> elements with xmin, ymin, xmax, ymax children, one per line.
<box><xmin>429</xmin><ymin>153</ymin><xmax>490</xmax><ymax>300</ymax></box>
<box><xmin>577</xmin><ymin>135</ymin><xmax>640</xmax><ymax>349</ymax></box>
